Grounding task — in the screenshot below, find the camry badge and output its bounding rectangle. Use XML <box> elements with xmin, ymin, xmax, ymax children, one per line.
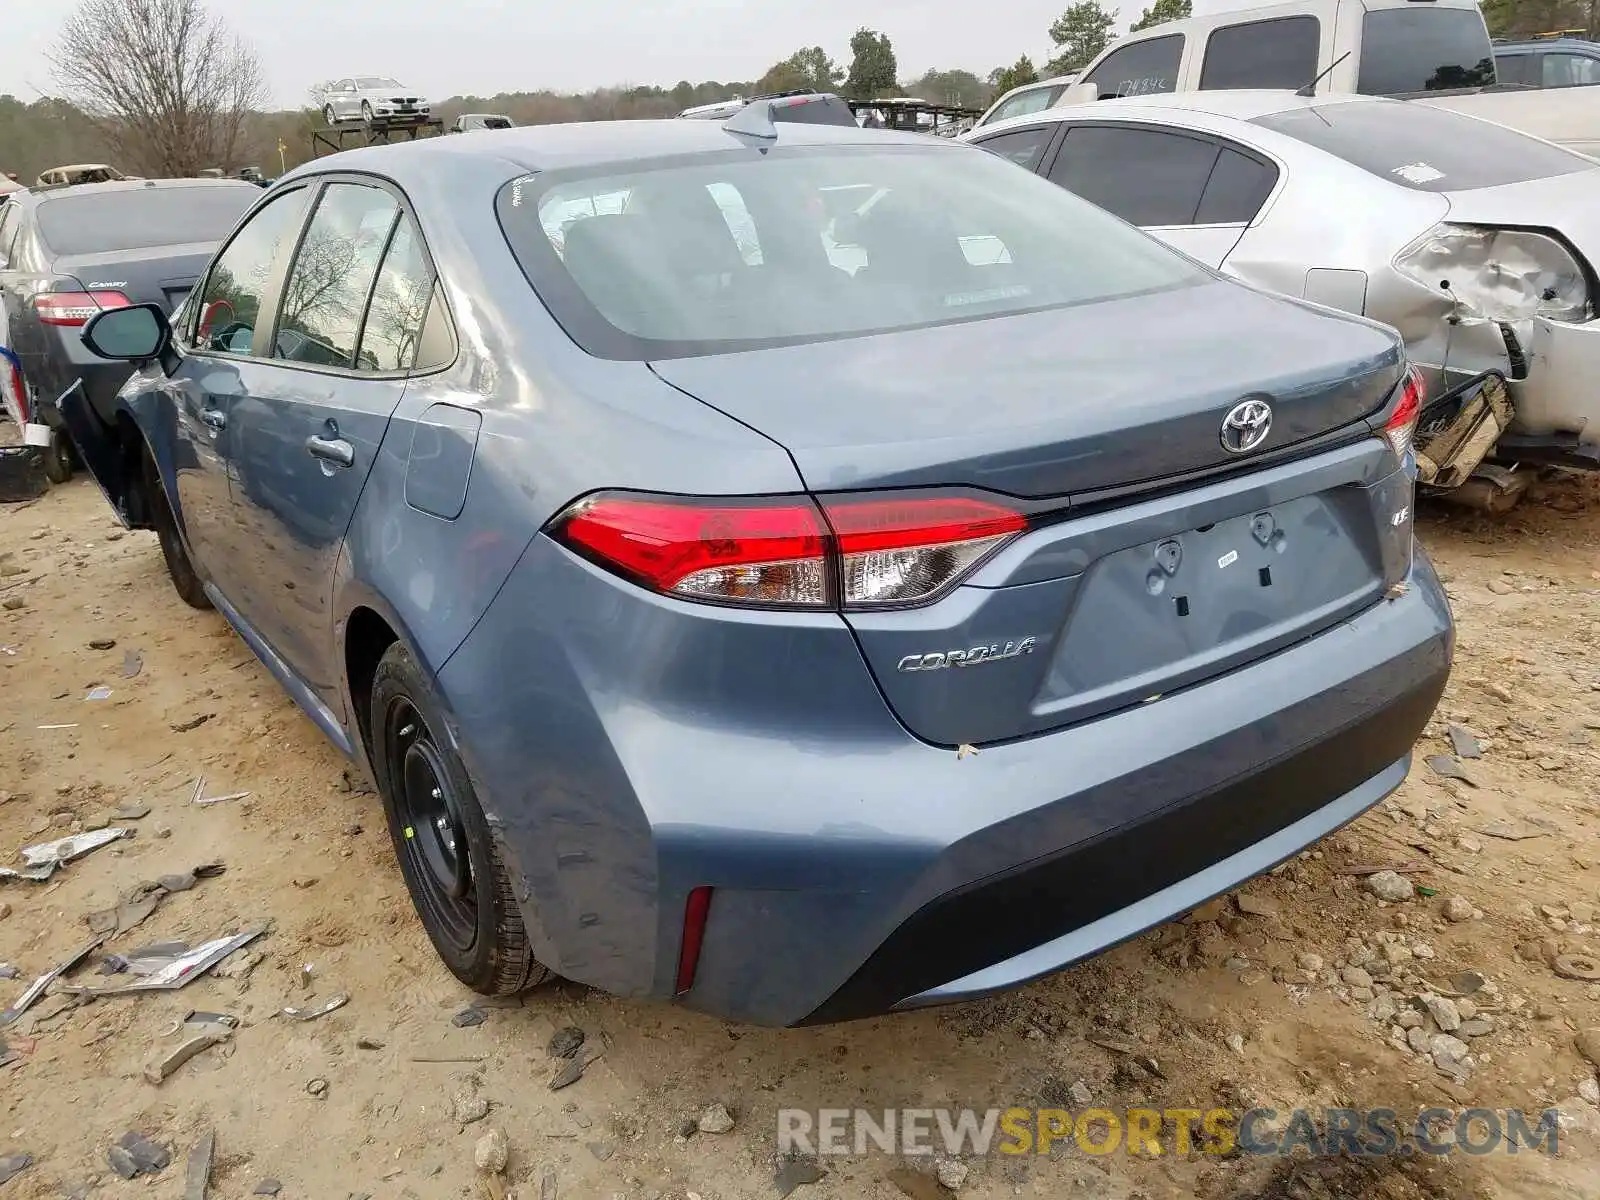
<box><xmin>1220</xmin><ymin>398</ymin><xmax>1273</xmax><ymax>455</ymax></box>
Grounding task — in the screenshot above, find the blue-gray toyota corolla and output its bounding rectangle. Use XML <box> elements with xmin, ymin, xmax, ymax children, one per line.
<box><xmin>59</xmin><ymin>97</ymin><xmax>1453</xmax><ymax>1027</ymax></box>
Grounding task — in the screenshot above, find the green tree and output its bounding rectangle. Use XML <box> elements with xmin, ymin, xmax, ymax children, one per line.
<box><xmin>844</xmin><ymin>28</ymin><xmax>899</xmax><ymax>98</ymax></box>
<box><xmin>1481</xmin><ymin>0</ymin><xmax>1597</xmax><ymax>38</ymax></box>
<box><xmin>757</xmin><ymin>46</ymin><xmax>843</xmax><ymax>95</ymax></box>
<box><xmin>1130</xmin><ymin>0</ymin><xmax>1191</xmax><ymax>32</ymax></box>
<box><xmin>911</xmin><ymin>68</ymin><xmax>990</xmax><ymax>109</ymax></box>
<box><xmin>1046</xmin><ymin>1</ymin><xmax>1119</xmax><ymax>75</ymax></box>
<box><xmin>987</xmin><ymin>56</ymin><xmax>1040</xmax><ymax>97</ymax></box>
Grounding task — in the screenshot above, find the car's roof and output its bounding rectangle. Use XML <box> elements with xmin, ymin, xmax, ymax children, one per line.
<box><xmin>286</xmin><ymin>118</ymin><xmax>943</xmax><ymax>181</ymax></box>
<box><xmin>973</xmin><ymin>89</ymin><xmax>1399</xmax><ymax>137</ymax></box>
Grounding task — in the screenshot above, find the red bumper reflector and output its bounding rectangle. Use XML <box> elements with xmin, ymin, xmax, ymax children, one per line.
<box><xmin>675</xmin><ymin>885</ymin><xmax>714</xmax><ymax>995</ymax></box>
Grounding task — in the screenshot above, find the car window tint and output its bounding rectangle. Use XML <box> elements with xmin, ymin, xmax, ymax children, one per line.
<box><xmin>356</xmin><ymin>215</ymin><xmax>435</xmax><ymax>372</ymax></box>
<box><xmin>990</xmin><ymin>86</ymin><xmax>1065</xmax><ymax>123</ymax></box>
<box><xmin>1543</xmin><ymin>52</ymin><xmax>1600</xmax><ymax>88</ymax></box>
<box><xmin>1253</xmin><ymin>99</ymin><xmax>1591</xmax><ymax>191</ymax></box>
<box><xmin>499</xmin><ymin>144</ymin><xmax>1206</xmax><ymax>360</ymax></box>
<box><xmin>1047</xmin><ymin>125</ymin><xmax>1219</xmax><ymax>226</ymax></box>
<box><xmin>1356</xmin><ymin>8</ymin><xmax>1496</xmax><ymax>94</ymax></box>
<box><xmin>1195</xmin><ymin>147</ymin><xmax>1278</xmax><ymax>224</ymax></box>
<box><xmin>972</xmin><ymin>127</ymin><xmax>1054</xmax><ymax>170</ymax></box>
<box><xmin>1494</xmin><ymin>53</ymin><xmax>1539</xmax><ymax>87</ymax></box>
<box><xmin>1082</xmin><ymin>34</ymin><xmax>1184</xmax><ymax>98</ymax></box>
<box><xmin>194</xmin><ymin>187</ymin><xmax>312</xmax><ymax>355</ymax></box>
<box><xmin>33</xmin><ymin>185</ymin><xmax>257</xmax><ymax>256</ymax></box>
<box><xmin>273</xmin><ymin>182</ymin><xmax>399</xmax><ymax>370</ymax></box>
<box><xmin>1200</xmin><ymin>17</ymin><xmax>1321</xmax><ymax>90</ymax></box>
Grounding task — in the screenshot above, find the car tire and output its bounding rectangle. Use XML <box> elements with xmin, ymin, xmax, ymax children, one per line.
<box><xmin>370</xmin><ymin>642</ymin><xmax>551</xmax><ymax>996</ymax></box>
<box><xmin>142</xmin><ymin>446</ymin><xmax>212</xmax><ymax>610</ymax></box>
<box><xmin>41</xmin><ymin>429</ymin><xmax>73</xmax><ymax>484</ymax></box>
<box><xmin>361</xmin><ymin>101</ymin><xmax>374</xmax><ymax>128</ymax></box>
<box><xmin>323</xmin><ymin>104</ymin><xmax>336</xmax><ymax>127</ymax></box>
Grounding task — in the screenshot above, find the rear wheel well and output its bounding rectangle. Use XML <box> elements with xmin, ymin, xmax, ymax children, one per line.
<box><xmin>346</xmin><ymin>607</ymin><xmax>399</xmax><ymax>768</ymax></box>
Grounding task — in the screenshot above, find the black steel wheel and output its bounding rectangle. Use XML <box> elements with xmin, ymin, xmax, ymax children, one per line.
<box><xmin>369</xmin><ymin>642</ymin><xmax>550</xmax><ymax>994</ymax></box>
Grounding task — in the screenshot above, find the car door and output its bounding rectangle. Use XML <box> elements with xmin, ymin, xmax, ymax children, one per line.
<box><xmin>225</xmin><ymin>176</ymin><xmax>419</xmax><ymax>701</ymax></box>
<box><xmin>335</xmin><ymin>80</ymin><xmax>358</xmax><ymax>119</ymax></box>
<box><xmin>1041</xmin><ymin>122</ymin><xmax>1273</xmax><ymax>268</ymax></box>
<box><xmin>163</xmin><ymin>184</ymin><xmax>314</xmax><ymax>595</ymax></box>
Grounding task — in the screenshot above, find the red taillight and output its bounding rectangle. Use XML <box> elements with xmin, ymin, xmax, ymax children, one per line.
<box><xmin>33</xmin><ymin>290</ymin><xmax>132</xmax><ymax>327</ymax></box>
<box><xmin>1384</xmin><ymin>365</ymin><xmax>1426</xmax><ymax>458</ymax></box>
<box><xmin>675</xmin><ymin>885</ymin><xmax>714</xmax><ymax>995</ymax></box>
<box><xmin>556</xmin><ymin>494</ymin><xmax>830</xmax><ymax>606</ymax></box>
<box><xmin>551</xmin><ymin>490</ymin><xmax>1028</xmax><ymax>610</ymax></box>
<box><xmin>826</xmin><ymin>495</ymin><xmax>1026</xmax><ymax>607</ymax></box>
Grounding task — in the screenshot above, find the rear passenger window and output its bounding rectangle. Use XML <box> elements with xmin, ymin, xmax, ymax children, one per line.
<box><xmin>1543</xmin><ymin>52</ymin><xmax>1600</xmax><ymax>88</ymax></box>
<box><xmin>1195</xmin><ymin>148</ymin><xmax>1278</xmax><ymax>224</ymax></box>
<box><xmin>1200</xmin><ymin>16</ymin><xmax>1321</xmax><ymax>91</ymax></box>
<box><xmin>356</xmin><ymin>216</ymin><xmax>436</xmax><ymax>372</ymax></box>
<box><xmin>273</xmin><ymin>182</ymin><xmax>398</xmax><ymax>370</ymax></box>
<box><xmin>1082</xmin><ymin>34</ymin><xmax>1185</xmax><ymax>98</ymax></box>
<box><xmin>1047</xmin><ymin>125</ymin><xmax>1219</xmax><ymax>227</ymax></box>
<box><xmin>971</xmin><ymin>127</ymin><xmax>1054</xmax><ymax>170</ymax></box>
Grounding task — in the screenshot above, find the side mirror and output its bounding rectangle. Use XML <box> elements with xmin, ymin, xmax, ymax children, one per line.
<box><xmin>1055</xmin><ymin>82</ymin><xmax>1100</xmax><ymax>107</ymax></box>
<box><xmin>82</xmin><ymin>303</ymin><xmax>171</xmax><ymax>362</ymax></box>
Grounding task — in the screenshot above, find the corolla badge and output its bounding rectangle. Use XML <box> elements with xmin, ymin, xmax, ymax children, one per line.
<box><xmin>1219</xmin><ymin>398</ymin><xmax>1273</xmax><ymax>455</ymax></box>
<box><xmin>897</xmin><ymin>637</ymin><xmax>1038</xmax><ymax>673</ymax></box>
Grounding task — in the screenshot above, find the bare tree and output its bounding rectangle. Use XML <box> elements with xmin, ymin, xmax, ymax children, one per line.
<box><xmin>50</xmin><ymin>0</ymin><xmax>267</xmax><ymax>177</ymax></box>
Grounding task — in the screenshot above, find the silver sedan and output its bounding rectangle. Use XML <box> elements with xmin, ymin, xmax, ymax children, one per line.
<box><xmin>321</xmin><ymin>76</ymin><xmax>432</xmax><ymax>127</ymax></box>
<box><xmin>965</xmin><ymin>91</ymin><xmax>1600</xmax><ymax>509</ymax></box>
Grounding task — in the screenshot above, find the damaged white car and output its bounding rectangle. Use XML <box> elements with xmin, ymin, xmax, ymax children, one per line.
<box><xmin>967</xmin><ymin>91</ymin><xmax>1600</xmax><ymax>512</ymax></box>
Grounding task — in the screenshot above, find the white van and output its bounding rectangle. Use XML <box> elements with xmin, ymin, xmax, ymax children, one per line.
<box><xmin>1065</xmin><ymin>0</ymin><xmax>1600</xmax><ymax>157</ymax></box>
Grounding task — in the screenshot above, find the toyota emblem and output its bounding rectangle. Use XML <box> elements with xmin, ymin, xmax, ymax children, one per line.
<box><xmin>1219</xmin><ymin>398</ymin><xmax>1273</xmax><ymax>455</ymax></box>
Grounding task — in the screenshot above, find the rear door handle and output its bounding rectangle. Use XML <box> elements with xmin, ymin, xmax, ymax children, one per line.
<box><xmin>201</xmin><ymin>408</ymin><xmax>227</xmax><ymax>430</ymax></box>
<box><xmin>306</xmin><ymin>433</ymin><xmax>354</xmax><ymax>468</ymax></box>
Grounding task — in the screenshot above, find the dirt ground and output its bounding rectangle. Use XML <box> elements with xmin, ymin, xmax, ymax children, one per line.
<box><xmin>3</xmin><ymin>471</ymin><xmax>1600</xmax><ymax>1200</ymax></box>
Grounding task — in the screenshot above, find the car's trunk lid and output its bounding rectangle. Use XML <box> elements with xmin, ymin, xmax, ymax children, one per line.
<box><xmin>54</xmin><ymin>242</ymin><xmax>217</xmax><ymax>316</ymax></box>
<box><xmin>654</xmin><ymin>278</ymin><xmax>1412</xmax><ymax>747</ymax></box>
<box><xmin>650</xmin><ymin>278</ymin><xmax>1405</xmax><ymax>497</ymax></box>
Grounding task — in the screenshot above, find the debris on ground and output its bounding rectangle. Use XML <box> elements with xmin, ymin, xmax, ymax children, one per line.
<box><xmin>0</xmin><ymin>1153</ymin><xmax>32</xmax><ymax>1185</ymax></box>
<box><xmin>87</xmin><ymin>864</ymin><xmax>225</xmax><ymax>937</ymax></box>
<box><xmin>1362</xmin><ymin>870</ymin><xmax>1414</xmax><ymax>902</ymax></box>
<box><xmin>546</xmin><ymin>1026</ymin><xmax>584</xmax><ymax>1058</ymax></box>
<box><xmin>195</xmin><ymin>790</ymin><xmax>251</xmax><ymax>806</ymax></box>
<box><xmin>171</xmin><ymin>714</ymin><xmax>214</xmax><ymax>733</ymax></box>
<box><xmin>306</xmin><ymin>1077</ymin><xmax>329</xmax><ymax>1098</ymax></box>
<box><xmin>697</xmin><ymin>1103</ymin><xmax>735</xmax><ymax>1134</ymax></box>
<box><xmin>253</xmin><ymin>1179</ymin><xmax>282</xmax><ymax>1196</ymax></box>
<box><xmin>282</xmin><ymin>993</ymin><xmax>348</xmax><ymax>1021</ymax></box>
<box><xmin>65</xmin><ymin>928</ymin><xmax>266</xmax><ymax>996</ymax></box>
<box><xmin>473</xmin><ymin>1127</ymin><xmax>509</xmax><ymax>1174</ymax></box>
<box><xmin>143</xmin><ymin>1028</ymin><xmax>232</xmax><ymax>1085</ymax></box>
<box><xmin>0</xmin><ymin>938</ymin><xmax>102</xmax><ymax>1027</ymax></box>
<box><xmin>453</xmin><ymin>1076</ymin><xmax>489</xmax><ymax>1124</ymax></box>
<box><xmin>107</xmin><ymin>1132</ymin><xmax>171</xmax><ymax>1179</ymax></box>
<box><xmin>16</xmin><ymin>826</ymin><xmax>132</xmax><ymax>874</ymax></box>
<box><xmin>452</xmin><ymin>1006</ymin><xmax>487</xmax><ymax>1028</ymax></box>
<box><xmin>1447</xmin><ymin>724</ymin><xmax>1482</xmax><ymax>758</ymax></box>
<box><xmin>121</xmin><ymin>650</ymin><xmax>142</xmax><ymax>678</ymax></box>
<box><xmin>549</xmin><ymin>1048</ymin><xmax>602</xmax><ymax>1091</ymax></box>
<box><xmin>773</xmin><ymin>1156</ymin><xmax>825</xmax><ymax>1198</ymax></box>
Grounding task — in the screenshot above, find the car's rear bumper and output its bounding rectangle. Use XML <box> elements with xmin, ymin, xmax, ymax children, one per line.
<box><xmin>439</xmin><ymin>531</ymin><xmax>1452</xmax><ymax>1027</ymax></box>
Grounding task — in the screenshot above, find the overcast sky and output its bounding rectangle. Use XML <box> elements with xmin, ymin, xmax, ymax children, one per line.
<box><xmin>4</xmin><ymin>0</ymin><xmax>1243</xmax><ymax>109</ymax></box>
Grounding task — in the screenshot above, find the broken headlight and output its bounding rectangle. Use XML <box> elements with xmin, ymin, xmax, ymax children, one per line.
<box><xmin>1394</xmin><ymin>224</ymin><xmax>1591</xmax><ymax>324</ymax></box>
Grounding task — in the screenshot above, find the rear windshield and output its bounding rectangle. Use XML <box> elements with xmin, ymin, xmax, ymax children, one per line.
<box><xmin>1253</xmin><ymin>101</ymin><xmax>1592</xmax><ymax>192</ymax></box>
<box><xmin>483</xmin><ymin>117</ymin><xmax>512</xmax><ymax>129</ymax></box>
<box><xmin>496</xmin><ymin>144</ymin><xmax>1205</xmax><ymax>360</ymax></box>
<box><xmin>36</xmin><ymin>186</ymin><xmax>256</xmax><ymax>255</ymax></box>
<box><xmin>1356</xmin><ymin>8</ymin><xmax>1497</xmax><ymax>94</ymax></box>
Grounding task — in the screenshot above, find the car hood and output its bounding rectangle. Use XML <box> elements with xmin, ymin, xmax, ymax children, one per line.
<box><xmin>1443</xmin><ymin>167</ymin><xmax>1600</xmax><ymax>266</ymax></box>
<box><xmin>650</xmin><ymin>277</ymin><xmax>1404</xmax><ymax>497</ymax></box>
